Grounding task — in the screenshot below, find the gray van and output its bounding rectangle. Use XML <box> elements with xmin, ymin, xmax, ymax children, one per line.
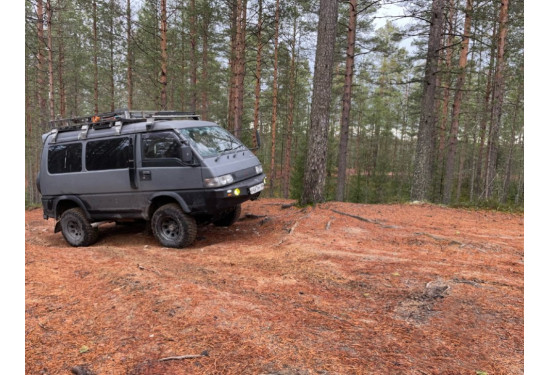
<box><xmin>37</xmin><ymin>110</ymin><xmax>265</xmax><ymax>248</ymax></box>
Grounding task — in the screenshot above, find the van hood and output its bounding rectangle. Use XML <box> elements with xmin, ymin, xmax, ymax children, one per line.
<box><xmin>201</xmin><ymin>150</ymin><xmax>262</xmax><ymax>182</ymax></box>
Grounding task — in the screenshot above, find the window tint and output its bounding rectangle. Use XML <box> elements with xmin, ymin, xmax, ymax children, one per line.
<box><xmin>142</xmin><ymin>132</ymin><xmax>181</xmax><ymax>159</ymax></box>
<box><xmin>48</xmin><ymin>143</ymin><xmax>82</xmax><ymax>174</ymax></box>
<box><xmin>86</xmin><ymin>137</ymin><xmax>132</xmax><ymax>171</ymax></box>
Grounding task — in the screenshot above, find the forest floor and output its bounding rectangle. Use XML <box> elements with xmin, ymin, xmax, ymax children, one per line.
<box><xmin>25</xmin><ymin>198</ymin><xmax>524</xmax><ymax>375</ymax></box>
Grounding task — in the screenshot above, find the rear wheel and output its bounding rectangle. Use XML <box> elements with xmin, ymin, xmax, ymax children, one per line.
<box><xmin>151</xmin><ymin>203</ymin><xmax>197</xmax><ymax>248</ymax></box>
<box><xmin>60</xmin><ymin>208</ymin><xmax>98</xmax><ymax>247</ymax></box>
<box><xmin>213</xmin><ymin>204</ymin><xmax>241</xmax><ymax>227</ymax></box>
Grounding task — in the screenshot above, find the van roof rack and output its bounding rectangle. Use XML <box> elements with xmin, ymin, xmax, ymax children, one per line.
<box><xmin>48</xmin><ymin>110</ymin><xmax>200</xmax><ymax>132</ymax></box>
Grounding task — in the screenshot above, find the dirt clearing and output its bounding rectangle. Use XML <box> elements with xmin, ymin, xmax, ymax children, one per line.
<box><xmin>25</xmin><ymin>199</ymin><xmax>524</xmax><ymax>374</ymax></box>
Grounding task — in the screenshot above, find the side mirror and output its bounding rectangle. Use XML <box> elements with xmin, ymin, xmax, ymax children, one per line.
<box><xmin>181</xmin><ymin>145</ymin><xmax>193</xmax><ymax>163</ymax></box>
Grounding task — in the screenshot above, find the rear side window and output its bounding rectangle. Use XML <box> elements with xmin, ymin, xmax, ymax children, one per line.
<box><xmin>48</xmin><ymin>143</ymin><xmax>82</xmax><ymax>174</ymax></box>
<box><xmin>86</xmin><ymin>137</ymin><xmax>132</xmax><ymax>171</ymax></box>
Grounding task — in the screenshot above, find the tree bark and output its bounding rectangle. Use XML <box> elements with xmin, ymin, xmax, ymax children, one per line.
<box><xmin>92</xmin><ymin>0</ymin><xmax>99</xmax><ymax>114</ymax></box>
<box><xmin>109</xmin><ymin>0</ymin><xmax>115</xmax><ymax>112</ymax></box>
<box><xmin>300</xmin><ymin>0</ymin><xmax>339</xmax><ymax>205</ymax></box>
<box><xmin>269</xmin><ymin>0</ymin><xmax>280</xmax><ymax>195</ymax></box>
<box><xmin>410</xmin><ymin>0</ymin><xmax>445</xmax><ymax>202</ymax></box>
<box><xmin>234</xmin><ymin>0</ymin><xmax>247</xmax><ymax>138</ymax></box>
<box><xmin>190</xmin><ymin>0</ymin><xmax>197</xmax><ymax>111</ymax></box>
<box><xmin>252</xmin><ymin>0</ymin><xmax>263</xmax><ymax>149</ymax></box>
<box><xmin>438</xmin><ymin>0</ymin><xmax>454</xmax><ymax>166</ymax></box>
<box><xmin>201</xmin><ymin>4</ymin><xmax>211</xmax><ymax>120</ymax></box>
<box><xmin>442</xmin><ymin>0</ymin><xmax>472</xmax><ymax>204</ymax></box>
<box><xmin>227</xmin><ymin>0</ymin><xmax>237</xmax><ymax>131</ymax></box>
<box><xmin>282</xmin><ymin>7</ymin><xmax>298</xmax><ymax>199</ymax></box>
<box><xmin>159</xmin><ymin>0</ymin><xmax>168</xmax><ymax>110</ymax></box>
<box><xmin>126</xmin><ymin>0</ymin><xmax>133</xmax><ymax>110</ymax></box>
<box><xmin>46</xmin><ymin>0</ymin><xmax>55</xmax><ymax>120</ymax></box>
<box><xmin>475</xmin><ymin>13</ymin><xmax>497</xmax><ymax>198</ymax></box>
<box><xmin>335</xmin><ymin>0</ymin><xmax>357</xmax><ymax>202</ymax></box>
<box><xmin>36</xmin><ymin>0</ymin><xmax>47</xmax><ymax>123</ymax></box>
<box><xmin>57</xmin><ymin>0</ymin><xmax>66</xmax><ymax>118</ymax></box>
<box><xmin>484</xmin><ymin>0</ymin><xmax>509</xmax><ymax>199</ymax></box>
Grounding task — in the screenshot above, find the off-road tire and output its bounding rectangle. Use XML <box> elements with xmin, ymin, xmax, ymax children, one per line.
<box><xmin>60</xmin><ymin>208</ymin><xmax>99</xmax><ymax>247</ymax></box>
<box><xmin>151</xmin><ymin>203</ymin><xmax>197</xmax><ymax>248</ymax></box>
<box><xmin>213</xmin><ymin>204</ymin><xmax>241</xmax><ymax>227</ymax></box>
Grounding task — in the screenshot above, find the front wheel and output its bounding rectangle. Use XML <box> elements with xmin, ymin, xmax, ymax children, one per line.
<box><xmin>151</xmin><ymin>203</ymin><xmax>197</xmax><ymax>248</ymax></box>
<box><xmin>60</xmin><ymin>208</ymin><xmax>98</xmax><ymax>247</ymax></box>
<box><xmin>213</xmin><ymin>204</ymin><xmax>241</xmax><ymax>227</ymax></box>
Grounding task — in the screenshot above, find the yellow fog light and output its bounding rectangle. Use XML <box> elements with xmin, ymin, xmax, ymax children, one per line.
<box><xmin>234</xmin><ymin>188</ymin><xmax>241</xmax><ymax>196</ymax></box>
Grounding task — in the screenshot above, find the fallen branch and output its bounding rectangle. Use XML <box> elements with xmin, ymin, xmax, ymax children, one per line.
<box><xmin>159</xmin><ymin>351</ymin><xmax>209</xmax><ymax>362</ymax></box>
<box><xmin>277</xmin><ymin>211</ymin><xmax>312</xmax><ymax>246</ymax></box>
<box><xmin>329</xmin><ymin>209</ymin><xmax>380</xmax><ymax>224</ymax></box>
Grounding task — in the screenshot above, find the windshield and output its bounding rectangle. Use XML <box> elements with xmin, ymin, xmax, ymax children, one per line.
<box><xmin>178</xmin><ymin>126</ymin><xmax>245</xmax><ymax>158</ymax></box>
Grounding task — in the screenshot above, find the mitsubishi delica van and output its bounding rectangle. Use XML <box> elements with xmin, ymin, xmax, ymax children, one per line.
<box><xmin>37</xmin><ymin>110</ymin><xmax>266</xmax><ymax>248</ymax></box>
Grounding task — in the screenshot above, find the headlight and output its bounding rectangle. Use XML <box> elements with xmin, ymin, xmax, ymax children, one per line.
<box><xmin>255</xmin><ymin>165</ymin><xmax>263</xmax><ymax>174</ymax></box>
<box><xmin>204</xmin><ymin>174</ymin><xmax>234</xmax><ymax>188</ymax></box>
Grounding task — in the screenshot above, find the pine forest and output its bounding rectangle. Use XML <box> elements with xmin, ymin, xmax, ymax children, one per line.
<box><xmin>24</xmin><ymin>0</ymin><xmax>524</xmax><ymax>208</ymax></box>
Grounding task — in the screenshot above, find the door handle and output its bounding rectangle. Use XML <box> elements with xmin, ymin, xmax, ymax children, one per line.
<box><xmin>140</xmin><ymin>170</ymin><xmax>152</xmax><ymax>181</ymax></box>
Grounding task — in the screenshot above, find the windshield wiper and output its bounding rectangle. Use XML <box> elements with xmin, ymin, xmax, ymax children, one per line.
<box><xmin>215</xmin><ymin>143</ymin><xmax>244</xmax><ymax>161</ymax></box>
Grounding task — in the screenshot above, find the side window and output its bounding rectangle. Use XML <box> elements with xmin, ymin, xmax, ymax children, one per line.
<box><xmin>48</xmin><ymin>143</ymin><xmax>82</xmax><ymax>174</ymax></box>
<box><xmin>141</xmin><ymin>132</ymin><xmax>182</xmax><ymax>167</ymax></box>
<box><xmin>86</xmin><ymin>137</ymin><xmax>132</xmax><ymax>171</ymax></box>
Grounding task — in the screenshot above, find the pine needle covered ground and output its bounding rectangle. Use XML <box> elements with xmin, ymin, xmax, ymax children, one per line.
<box><xmin>25</xmin><ymin>199</ymin><xmax>523</xmax><ymax>374</ymax></box>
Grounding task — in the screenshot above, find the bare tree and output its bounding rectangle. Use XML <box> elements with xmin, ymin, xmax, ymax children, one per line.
<box><xmin>335</xmin><ymin>0</ymin><xmax>358</xmax><ymax>202</ymax></box>
<box><xmin>269</xmin><ymin>0</ymin><xmax>280</xmax><ymax>195</ymax></box>
<box><xmin>442</xmin><ymin>0</ymin><xmax>472</xmax><ymax>204</ymax></box>
<box><xmin>484</xmin><ymin>0</ymin><xmax>509</xmax><ymax>199</ymax></box>
<box><xmin>301</xmin><ymin>0</ymin><xmax>339</xmax><ymax>205</ymax></box>
<box><xmin>159</xmin><ymin>0</ymin><xmax>168</xmax><ymax>110</ymax></box>
<box><xmin>410</xmin><ymin>0</ymin><xmax>445</xmax><ymax>202</ymax></box>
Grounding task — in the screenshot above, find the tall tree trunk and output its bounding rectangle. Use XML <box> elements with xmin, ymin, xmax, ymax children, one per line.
<box><xmin>484</xmin><ymin>0</ymin><xmax>508</xmax><ymax>199</ymax></box>
<box><xmin>300</xmin><ymin>0</ymin><xmax>339</xmax><ymax>205</ymax></box>
<box><xmin>126</xmin><ymin>0</ymin><xmax>133</xmax><ymax>110</ymax></box>
<box><xmin>180</xmin><ymin>1</ymin><xmax>187</xmax><ymax>111</ymax></box>
<box><xmin>442</xmin><ymin>0</ymin><xmax>472</xmax><ymax>204</ymax></box>
<box><xmin>46</xmin><ymin>0</ymin><xmax>55</xmax><ymax>120</ymax></box>
<box><xmin>108</xmin><ymin>0</ymin><xmax>115</xmax><ymax>111</ymax></box>
<box><xmin>57</xmin><ymin>0</ymin><xmax>66</xmax><ymax>118</ymax></box>
<box><xmin>438</xmin><ymin>0</ymin><xmax>454</xmax><ymax>164</ymax></box>
<box><xmin>201</xmin><ymin>4</ymin><xmax>211</xmax><ymax>120</ymax></box>
<box><xmin>234</xmin><ymin>0</ymin><xmax>247</xmax><ymax>138</ymax></box>
<box><xmin>190</xmin><ymin>0</ymin><xmax>197</xmax><ymax>111</ymax></box>
<box><xmin>269</xmin><ymin>0</ymin><xmax>280</xmax><ymax>195</ymax></box>
<box><xmin>252</xmin><ymin>0</ymin><xmax>263</xmax><ymax>149</ymax></box>
<box><xmin>227</xmin><ymin>0</ymin><xmax>237</xmax><ymax>131</ymax></box>
<box><xmin>435</xmin><ymin>0</ymin><xmax>454</xmax><ymax>200</ymax></box>
<box><xmin>92</xmin><ymin>0</ymin><xmax>99</xmax><ymax>114</ymax></box>
<box><xmin>37</xmin><ymin>0</ymin><xmax>47</xmax><ymax>123</ymax></box>
<box><xmin>335</xmin><ymin>0</ymin><xmax>357</xmax><ymax>202</ymax></box>
<box><xmin>282</xmin><ymin>7</ymin><xmax>297</xmax><ymax>199</ymax></box>
<box><xmin>475</xmin><ymin>14</ymin><xmax>497</xmax><ymax>198</ymax></box>
<box><xmin>159</xmin><ymin>0</ymin><xmax>168</xmax><ymax>110</ymax></box>
<box><xmin>410</xmin><ymin>0</ymin><xmax>445</xmax><ymax>201</ymax></box>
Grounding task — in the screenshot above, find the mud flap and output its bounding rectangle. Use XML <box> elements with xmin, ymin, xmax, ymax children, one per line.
<box><xmin>54</xmin><ymin>221</ymin><xmax>62</xmax><ymax>233</ymax></box>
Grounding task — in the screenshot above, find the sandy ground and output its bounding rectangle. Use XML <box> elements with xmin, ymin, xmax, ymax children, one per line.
<box><xmin>25</xmin><ymin>198</ymin><xmax>524</xmax><ymax>374</ymax></box>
